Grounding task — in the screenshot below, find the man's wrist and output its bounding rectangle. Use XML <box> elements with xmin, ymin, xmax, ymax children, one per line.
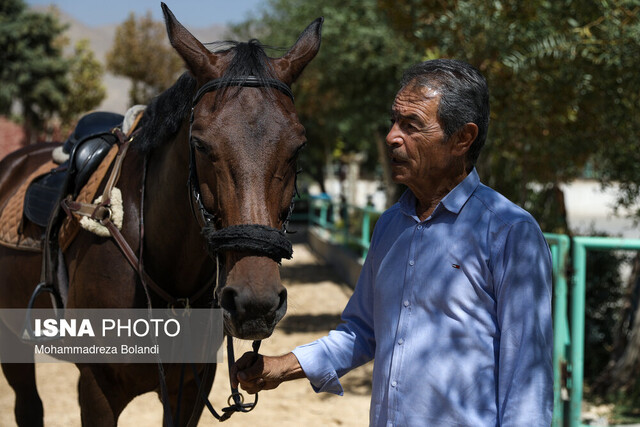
<box><xmin>279</xmin><ymin>352</ymin><xmax>307</xmax><ymax>381</ymax></box>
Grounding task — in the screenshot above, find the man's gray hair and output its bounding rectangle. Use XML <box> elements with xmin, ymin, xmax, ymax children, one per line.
<box><xmin>400</xmin><ymin>59</ymin><xmax>490</xmax><ymax>170</ymax></box>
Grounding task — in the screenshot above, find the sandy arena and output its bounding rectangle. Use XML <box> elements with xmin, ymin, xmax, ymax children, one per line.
<box><xmin>0</xmin><ymin>238</ymin><xmax>372</xmax><ymax>426</ymax></box>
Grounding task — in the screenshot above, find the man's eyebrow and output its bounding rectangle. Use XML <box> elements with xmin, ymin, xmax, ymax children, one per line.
<box><xmin>390</xmin><ymin>109</ymin><xmax>422</xmax><ymax>122</ymax></box>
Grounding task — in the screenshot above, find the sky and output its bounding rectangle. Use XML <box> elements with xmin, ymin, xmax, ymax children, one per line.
<box><xmin>25</xmin><ymin>0</ymin><xmax>267</xmax><ymax>27</ymax></box>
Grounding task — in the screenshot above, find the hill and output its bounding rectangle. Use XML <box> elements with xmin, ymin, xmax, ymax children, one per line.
<box><xmin>33</xmin><ymin>5</ymin><xmax>227</xmax><ymax>114</ymax></box>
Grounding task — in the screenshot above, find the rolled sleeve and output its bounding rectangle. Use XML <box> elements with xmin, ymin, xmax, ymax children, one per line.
<box><xmin>292</xmin><ymin>249</ymin><xmax>377</xmax><ymax>396</ymax></box>
<box><xmin>293</xmin><ymin>340</ymin><xmax>344</xmax><ymax>395</ymax></box>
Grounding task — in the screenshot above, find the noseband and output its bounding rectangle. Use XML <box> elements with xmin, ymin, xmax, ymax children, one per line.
<box><xmin>187</xmin><ymin>76</ymin><xmax>295</xmax><ymax>262</ymax></box>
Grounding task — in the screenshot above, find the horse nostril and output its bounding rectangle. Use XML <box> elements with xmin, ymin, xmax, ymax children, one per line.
<box><xmin>220</xmin><ymin>287</ymin><xmax>238</xmax><ymax>314</ymax></box>
<box><xmin>220</xmin><ymin>284</ymin><xmax>286</xmax><ymax>321</ymax></box>
<box><xmin>277</xmin><ymin>288</ymin><xmax>287</xmax><ymax>311</ymax></box>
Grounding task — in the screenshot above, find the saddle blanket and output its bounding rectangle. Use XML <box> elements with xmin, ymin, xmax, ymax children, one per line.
<box><xmin>0</xmin><ymin>144</ymin><xmax>119</xmax><ymax>252</ymax></box>
<box><xmin>0</xmin><ymin>160</ymin><xmax>58</xmax><ymax>251</ymax></box>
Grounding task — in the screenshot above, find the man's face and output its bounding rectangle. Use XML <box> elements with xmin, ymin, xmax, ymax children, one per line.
<box><xmin>386</xmin><ymin>84</ymin><xmax>456</xmax><ymax>193</ymax></box>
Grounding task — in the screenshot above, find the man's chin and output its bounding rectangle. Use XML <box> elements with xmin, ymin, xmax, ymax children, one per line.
<box><xmin>390</xmin><ymin>171</ymin><xmax>408</xmax><ymax>185</ymax></box>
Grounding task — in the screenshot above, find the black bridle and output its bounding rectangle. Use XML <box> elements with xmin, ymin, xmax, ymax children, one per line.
<box><xmin>187</xmin><ymin>76</ymin><xmax>295</xmax><ymax>263</ymax></box>
<box><xmin>174</xmin><ymin>75</ymin><xmax>297</xmax><ymax>424</ymax></box>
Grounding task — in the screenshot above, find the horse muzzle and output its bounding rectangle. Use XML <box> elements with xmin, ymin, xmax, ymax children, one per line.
<box><xmin>202</xmin><ymin>224</ymin><xmax>292</xmax><ymax>339</ymax></box>
<box><xmin>215</xmin><ymin>255</ymin><xmax>287</xmax><ymax>340</ymax></box>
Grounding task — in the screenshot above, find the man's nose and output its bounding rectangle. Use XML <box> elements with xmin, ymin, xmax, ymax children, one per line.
<box><xmin>386</xmin><ymin>123</ymin><xmax>402</xmax><ymax>147</ymax></box>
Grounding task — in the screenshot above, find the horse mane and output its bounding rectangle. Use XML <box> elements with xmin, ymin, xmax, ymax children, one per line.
<box><xmin>135</xmin><ymin>72</ymin><xmax>196</xmax><ymax>153</ymax></box>
<box><xmin>135</xmin><ymin>39</ymin><xmax>279</xmax><ymax>153</ymax></box>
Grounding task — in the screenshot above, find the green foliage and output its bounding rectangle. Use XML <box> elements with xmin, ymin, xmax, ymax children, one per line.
<box><xmin>59</xmin><ymin>39</ymin><xmax>106</xmax><ymax>124</ymax></box>
<box><xmin>107</xmin><ymin>11</ymin><xmax>184</xmax><ymax>106</ymax></box>
<box><xmin>379</xmin><ymin>0</ymin><xmax>640</xmax><ymax>217</ymax></box>
<box><xmin>0</xmin><ymin>0</ymin><xmax>69</xmax><ymax>133</ymax></box>
<box><xmin>233</xmin><ymin>0</ymin><xmax>640</xmax><ymax>223</ymax></box>
<box><xmin>523</xmin><ymin>183</ymin><xmax>569</xmax><ymax>234</ymax></box>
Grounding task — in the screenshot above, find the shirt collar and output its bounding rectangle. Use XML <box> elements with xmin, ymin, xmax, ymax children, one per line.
<box><xmin>439</xmin><ymin>168</ymin><xmax>480</xmax><ymax>214</ymax></box>
<box><xmin>398</xmin><ymin>168</ymin><xmax>480</xmax><ymax>218</ymax></box>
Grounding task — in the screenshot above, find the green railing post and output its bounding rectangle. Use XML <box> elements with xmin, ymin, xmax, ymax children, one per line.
<box><xmin>568</xmin><ymin>236</ymin><xmax>640</xmax><ymax>427</ymax></box>
<box><xmin>361</xmin><ymin>207</ymin><xmax>372</xmax><ymax>259</ymax></box>
<box><xmin>544</xmin><ymin>233</ymin><xmax>571</xmax><ymax>427</ymax></box>
<box><xmin>319</xmin><ymin>200</ymin><xmax>328</xmax><ymax>229</ymax></box>
<box><xmin>570</xmin><ymin>241</ymin><xmax>587</xmax><ymax>427</ymax></box>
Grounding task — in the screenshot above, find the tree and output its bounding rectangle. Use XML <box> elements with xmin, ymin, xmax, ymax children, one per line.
<box><xmin>379</xmin><ymin>0</ymin><xmax>640</xmax><ymax>231</ymax></box>
<box><xmin>0</xmin><ymin>0</ymin><xmax>69</xmax><ymax>141</ymax></box>
<box><xmin>107</xmin><ymin>11</ymin><xmax>184</xmax><ymax>106</ymax></box>
<box><xmin>231</xmin><ymin>0</ymin><xmax>422</xmax><ymax>198</ymax></box>
<box><xmin>59</xmin><ymin>39</ymin><xmax>106</xmax><ymax>125</ymax></box>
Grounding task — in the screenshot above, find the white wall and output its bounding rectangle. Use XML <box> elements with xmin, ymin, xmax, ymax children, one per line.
<box><xmin>310</xmin><ymin>177</ymin><xmax>640</xmax><ymax>239</ymax></box>
<box><xmin>561</xmin><ymin>180</ymin><xmax>640</xmax><ymax>238</ymax></box>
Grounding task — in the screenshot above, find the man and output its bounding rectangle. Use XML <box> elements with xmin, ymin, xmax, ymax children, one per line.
<box><xmin>232</xmin><ymin>59</ymin><xmax>553</xmax><ymax>426</ymax></box>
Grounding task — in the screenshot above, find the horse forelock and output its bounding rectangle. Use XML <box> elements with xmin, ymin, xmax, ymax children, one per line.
<box><xmin>208</xmin><ymin>39</ymin><xmax>279</xmax><ymax>82</ymax></box>
<box><xmin>207</xmin><ymin>39</ymin><xmax>282</xmax><ymax>105</ymax></box>
<box><xmin>134</xmin><ymin>40</ymin><xmax>284</xmax><ymax>154</ymax></box>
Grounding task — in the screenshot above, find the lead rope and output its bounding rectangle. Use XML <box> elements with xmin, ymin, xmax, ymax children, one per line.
<box><xmin>181</xmin><ymin>253</ymin><xmax>261</xmax><ymax>423</ymax></box>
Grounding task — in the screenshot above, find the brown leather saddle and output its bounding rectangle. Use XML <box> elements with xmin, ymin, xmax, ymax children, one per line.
<box><xmin>23</xmin><ymin>111</ymin><xmax>124</xmax><ymax>228</ymax></box>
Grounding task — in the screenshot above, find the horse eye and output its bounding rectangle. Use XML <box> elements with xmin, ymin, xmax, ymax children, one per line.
<box><xmin>291</xmin><ymin>142</ymin><xmax>306</xmax><ymax>161</ymax></box>
<box><xmin>191</xmin><ymin>138</ymin><xmax>206</xmax><ymax>153</ymax></box>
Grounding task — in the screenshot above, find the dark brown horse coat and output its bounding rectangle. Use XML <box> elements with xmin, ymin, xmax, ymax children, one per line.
<box><xmin>0</xmin><ymin>4</ymin><xmax>322</xmax><ymax>426</ymax></box>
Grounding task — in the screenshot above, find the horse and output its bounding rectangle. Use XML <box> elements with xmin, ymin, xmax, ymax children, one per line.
<box><xmin>0</xmin><ymin>3</ymin><xmax>322</xmax><ymax>426</ymax></box>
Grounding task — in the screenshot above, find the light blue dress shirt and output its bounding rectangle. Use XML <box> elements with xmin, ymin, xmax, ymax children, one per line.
<box><xmin>292</xmin><ymin>169</ymin><xmax>553</xmax><ymax>426</ymax></box>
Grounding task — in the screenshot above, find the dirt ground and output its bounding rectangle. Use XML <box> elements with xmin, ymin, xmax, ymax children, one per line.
<box><xmin>0</xmin><ymin>239</ymin><xmax>373</xmax><ymax>426</ymax></box>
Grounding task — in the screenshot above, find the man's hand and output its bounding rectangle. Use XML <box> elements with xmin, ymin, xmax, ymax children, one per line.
<box><xmin>230</xmin><ymin>352</ymin><xmax>306</xmax><ymax>394</ymax></box>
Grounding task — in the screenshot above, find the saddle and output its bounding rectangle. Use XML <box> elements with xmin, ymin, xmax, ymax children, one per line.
<box><xmin>23</xmin><ymin>111</ymin><xmax>124</xmax><ymax>228</ymax></box>
<box><xmin>0</xmin><ymin>112</ymin><xmax>125</xmax><ymax>251</ymax></box>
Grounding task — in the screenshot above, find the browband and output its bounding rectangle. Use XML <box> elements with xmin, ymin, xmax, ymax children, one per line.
<box><xmin>192</xmin><ymin>76</ymin><xmax>294</xmax><ymax>105</ymax></box>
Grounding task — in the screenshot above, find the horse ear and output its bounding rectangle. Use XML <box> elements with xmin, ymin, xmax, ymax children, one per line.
<box><xmin>274</xmin><ymin>17</ymin><xmax>323</xmax><ymax>86</ymax></box>
<box><xmin>161</xmin><ymin>2</ymin><xmax>221</xmax><ymax>78</ymax></box>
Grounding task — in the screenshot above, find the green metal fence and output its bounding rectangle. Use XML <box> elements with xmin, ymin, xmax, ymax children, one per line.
<box><xmin>300</xmin><ymin>196</ymin><xmax>640</xmax><ymax>427</ymax></box>
<box><xmin>304</xmin><ymin>196</ymin><xmax>379</xmax><ymax>259</ymax></box>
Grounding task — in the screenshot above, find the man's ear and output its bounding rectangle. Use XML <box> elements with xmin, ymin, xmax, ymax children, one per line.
<box><xmin>451</xmin><ymin>123</ymin><xmax>478</xmax><ymax>156</ymax></box>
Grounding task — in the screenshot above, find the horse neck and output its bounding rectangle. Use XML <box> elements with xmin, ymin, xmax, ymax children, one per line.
<box><xmin>142</xmin><ymin>124</ymin><xmax>214</xmax><ymax>294</ymax></box>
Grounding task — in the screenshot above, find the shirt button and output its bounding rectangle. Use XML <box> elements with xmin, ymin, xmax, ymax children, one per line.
<box><xmin>417</xmin><ymin>225</ymin><xmax>423</xmax><ymax>230</ymax></box>
<box><xmin>391</xmin><ymin>380</ymin><xmax>397</xmax><ymax>387</ymax></box>
<box><xmin>409</xmin><ymin>260</ymin><xmax>415</xmax><ymax>266</ymax></box>
<box><xmin>398</xmin><ymin>338</ymin><xmax>404</xmax><ymax>345</ymax></box>
<box><xmin>403</xmin><ymin>300</ymin><xmax>410</xmax><ymax>307</ymax></box>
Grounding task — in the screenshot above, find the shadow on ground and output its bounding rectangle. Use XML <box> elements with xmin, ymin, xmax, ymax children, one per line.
<box><xmin>278</xmin><ymin>313</ymin><xmax>344</xmax><ymax>334</ymax></box>
<box><xmin>281</xmin><ymin>264</ymin><xmax>344</xmax><ymax>285</ymax></box>
<box><xmin>282</xmin><ymin>226</ymin><xmax>349</xmax><ymax>287</ymax></box>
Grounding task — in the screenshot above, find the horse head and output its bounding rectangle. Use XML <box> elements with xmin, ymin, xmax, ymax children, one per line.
<box><xmin>162</xmin><ymin>4</ymin><xmax>322</xmax><ymax>340</ymax></box>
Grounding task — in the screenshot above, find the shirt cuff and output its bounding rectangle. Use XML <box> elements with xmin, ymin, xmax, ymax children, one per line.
<box><xmin>292</xmin><ymin>341</ymin><xmax>344</xmax><ymax>395</ymax></box>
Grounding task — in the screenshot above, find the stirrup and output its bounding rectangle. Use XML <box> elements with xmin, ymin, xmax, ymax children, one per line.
<box><xmin>20</xmin><ymin>282</ymin><xmax>64</xmax><ymax>343</ymax></box>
